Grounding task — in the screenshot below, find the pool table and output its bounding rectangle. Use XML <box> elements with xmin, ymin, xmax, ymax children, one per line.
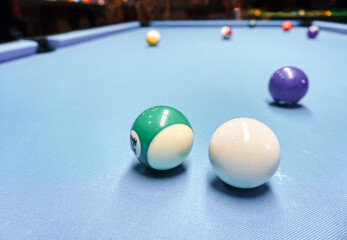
<box><xmin>0</xmin><ymin>20</ymin><xmax>346</xmax><ymax>239</ymax></box>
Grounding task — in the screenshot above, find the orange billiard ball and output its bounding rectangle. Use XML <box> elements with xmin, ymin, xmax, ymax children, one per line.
<box><xmin>282</xmin><ymin>21</ymin><xmax>293</xmax><ymax>31</ymax></box>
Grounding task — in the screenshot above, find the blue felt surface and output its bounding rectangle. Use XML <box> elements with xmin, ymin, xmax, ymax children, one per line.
<box><xmin>47</xmin><ymin>21</ymin><xmax>140</xmax><ymax>49</ymax></box>
<box><xmin>0</xmin><ymin>26</ymin><xmax>346</xmax><ymax>240</ymax></box>
<box><xmin>0</xmin><ymin>40</ymin><xmax>38</xmax><ymax>63</ymax></box>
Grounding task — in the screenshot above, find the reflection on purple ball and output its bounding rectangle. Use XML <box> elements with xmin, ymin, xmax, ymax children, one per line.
<box><xmin>308</xmin><ymin>26</ymin><xmax>319</xmax><ymax>39</ymax></box>
<box><xmin>269</xmin><ymin>66</ymin><xmax>309</xmax><ymax>104</ymax></box>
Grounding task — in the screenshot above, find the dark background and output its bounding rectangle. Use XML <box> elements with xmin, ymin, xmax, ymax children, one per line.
<box><xmin>1</xmin><ymin>0</ymin><xmax>347</xmax><ymax>43</ymax></box>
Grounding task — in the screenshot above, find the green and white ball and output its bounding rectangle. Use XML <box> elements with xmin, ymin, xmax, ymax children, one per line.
<box><xmin>130</xmin><ymin>106</ymin><xmax>194</xmax><ymax>170</ymax></box>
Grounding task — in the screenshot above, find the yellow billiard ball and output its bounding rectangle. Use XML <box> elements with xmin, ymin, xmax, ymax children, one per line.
<box><xmin>146</xmin><ymin>30</ymin><xmax>161</xmax><ymax>46</ymax></box>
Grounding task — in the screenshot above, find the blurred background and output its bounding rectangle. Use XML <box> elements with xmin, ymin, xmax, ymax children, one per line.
<box><xmin>1</xmin><ymin>0</ymin><xmax>347</xmax><ymax>43</ymax></box>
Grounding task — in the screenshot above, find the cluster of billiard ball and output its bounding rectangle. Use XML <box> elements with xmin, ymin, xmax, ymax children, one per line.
<box><xmin>131</xmin><ymin>106</ymin><xmax>282</xmax><ymax>189</ymax></box>
<box><xmin>139</xmin><ymin>21</ymin><xmax>312</xmax><ymax>189</ymax></box>
<box><xmin>218</xmin><ymin>20</ymin><xmax>320</xmax><ymax>39</ymax></box>
<box><xmin>131</xmin><ymin>67</ymin><xmax>309</xmax><ymax>189</ymax></box>
<box><xmin>281</xmin><ymin>20</ymin><xmax>320</xmax><ymax>39</ymax></box>
<box><xmin>146</xmin><ymin>20</ymin><xmax>320</xmax><ymax>46</ymax></box>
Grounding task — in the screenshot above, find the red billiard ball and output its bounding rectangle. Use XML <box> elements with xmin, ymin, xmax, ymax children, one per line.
<box><xmin>282</xmin><ymin>21</ymin><xmax>293</xmax><ymax>31</ymax></box>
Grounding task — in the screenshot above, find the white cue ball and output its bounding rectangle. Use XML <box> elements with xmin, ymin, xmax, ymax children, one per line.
<box><xmin>209</xmin><ymin>118</ymin><xmax>280</xmax><ymax>189</ymax></box>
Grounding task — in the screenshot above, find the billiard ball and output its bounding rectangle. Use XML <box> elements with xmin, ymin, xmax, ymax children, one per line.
<box><xmin>221</xmin><ymin>26</ymin><xmax>232</xmax><ymax>39</ymax></box>
<box><xmin>130</xmin><ymin>106</ymin><xmax>193</xmax><ymax>170</ymax></box>
<box><xmin>269</xmin><ymin>66</ymin><xmax>309</xmax><ymax>104</ymax></box>
<box><xmin>282</xmin><ymin>21</ymin><xmax>293</xmax><ymax>31</ymax></box>
<box><xmin>248</xmin><ymin>19</ymin><xmax>256</xmax><ymax>28</ymax></box>
<box><xmin>307</xmin><ymin>25</ymin><xmax>320</xmax><ymax>39</ymax></box>
<box><xmin>146</xmin><ymin>30</ymin><xmax>161</xmax><ymax>46</ymax></box>
<box><xmin>209</xmin><ymin>118</ymin><xmax>280</xmax><ymax>189</ymax></box>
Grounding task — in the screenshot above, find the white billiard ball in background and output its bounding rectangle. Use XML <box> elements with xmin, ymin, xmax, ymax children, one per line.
<box><xmin>221</xmin><ymin>26</ymin><xmax>232</xmax><ymax>39</ymax></box>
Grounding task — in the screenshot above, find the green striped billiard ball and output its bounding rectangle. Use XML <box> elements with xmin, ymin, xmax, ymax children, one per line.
<box><xmin>130</xmin><ymin>106</ymin><xmax>194</xmax><ymax>170</ymax></box>
<box><xmin>248</xmin><ymin>19</ymin><xmax>256</xmax><ymax>28</ymax></box>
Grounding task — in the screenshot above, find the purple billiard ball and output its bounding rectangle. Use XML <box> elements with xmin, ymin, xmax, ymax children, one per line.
<box><xmin>308</xmin><ymin>26</ymin><xmax>319</xmax><ymax>39</ymax></box>
<box><xmin>269</xmin><ymin>66</ymin><xmax>309</xmax><ymax>104</ymax></box>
